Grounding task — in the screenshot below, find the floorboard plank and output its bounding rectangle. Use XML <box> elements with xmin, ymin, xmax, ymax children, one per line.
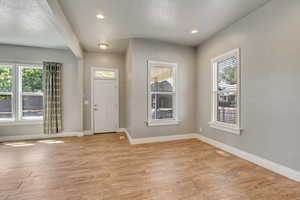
<box><xmin>1</xmin><ymin>133</ymin><xmax>300</xmax><ymax>200</ymax></box>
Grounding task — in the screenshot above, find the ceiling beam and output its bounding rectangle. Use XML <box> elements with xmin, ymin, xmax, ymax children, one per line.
<box><xmin>37</xmin><ymin>0</ymin><xmax>83</xmax><ymax>58</ymax></box>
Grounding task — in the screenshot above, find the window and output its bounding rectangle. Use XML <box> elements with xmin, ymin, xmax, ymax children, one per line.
<box><xmin>209</xmin><ymin>49</ymin><xmax>241</xmax><ymax>135</ymax></box>
<box><xmin>20</xmin><ymin>65</ymin><xmax>43</xmax><ymax>119</ymax></box>
<box><xmin>0</xmin><ymin>63</ymin><xmax>43</xmax><ymax>123</ymax></box>
<box><xmin>147</xmin><ymin>60</ymin><xmax>178</xmax><ymax>126</ymax></box>
<box><xmin>0</xmin><ymin>64</ymin><xmax>13</xmax><ymax>120</ymax></box>
<box><xmin>94</xmin><ymin>70</ymin><xmax>116</xmax><ymax>79</ymax></box>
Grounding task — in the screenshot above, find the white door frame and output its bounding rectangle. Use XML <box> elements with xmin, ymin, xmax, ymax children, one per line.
<box><xmin>91</xmin><ymin>67</ymin><xmax>119</xmax><ymax>133</ymax></box>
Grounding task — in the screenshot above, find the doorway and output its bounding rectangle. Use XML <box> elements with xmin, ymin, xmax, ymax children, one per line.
<box><xmin>91</xmin><ymin>68</ymin><xmax>119</xmax><ymax>133</ymax></box>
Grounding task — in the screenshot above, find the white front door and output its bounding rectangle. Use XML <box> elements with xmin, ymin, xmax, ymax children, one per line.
<box><xmin>92</xmin><ymin>68</ymin><xmax>118</xmax><ymax>133</ymax></box>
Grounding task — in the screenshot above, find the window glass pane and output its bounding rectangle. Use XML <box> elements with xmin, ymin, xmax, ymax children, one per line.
<box><xmin>217</xmin><ymin>93</ymin><xmax>237</xmax><ymax>124</ymax></box>
<box><xmin>151</xmin><ymin>94</ymin><xmax>173</xmax><ymax>120</ymax></box>
<box><xmin>217</xmin><ymin>56</ymin><xmax>237</xmax><ymax>124</ymax></box>
<box><xmin>0</xmin><ymin>65</ymin><xmax>13</xmax><ymax>92</ymax></box>
<box><xmin>21</xmin><ymin>66</ymin><xmax>43</xmax><ymax>119</ymax></box>
<box><xmin>217</xmin><ymin>56</ymin><xmax>237</xmax><ymax>92</ymax></box>
<box><xmin>151</xmin><ymin>67</ymin><xmax>175</xmax><ymax>92</ymax></box>
<box><xmin>22</xmin><ymin>95</ymin><xmax>43</xmax><ymax>118</ymax></box>
<box><xmin>95</xmin><ymin>71</ymin><xmax>116</xmax><ymax>79</ymax></box>
<box><xmin>22</xmin><ymin>67</ymin><xmax>43</xmax><ymax>93</ymax></box>
<box><xmin>0</xmin><ymin>94</ymin><xmax>12</xmax><ymax>119</ymax></box>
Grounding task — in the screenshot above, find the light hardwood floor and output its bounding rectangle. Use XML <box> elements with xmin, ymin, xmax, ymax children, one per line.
<box><xmin>1</xmin><ymin>133</ymin><xmax>300</xmax><ymax>200</ymax></box>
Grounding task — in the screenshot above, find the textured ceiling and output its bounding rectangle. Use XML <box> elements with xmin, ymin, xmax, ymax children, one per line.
<box><xmin>0</xmin><ymin>0</ymin><xmax>67</xmax><ymax>49</ymax></box>
<box><xmin>59</xmin><ymin>0</ymin><xmax>270</xmax><ymax>53</ymax></box>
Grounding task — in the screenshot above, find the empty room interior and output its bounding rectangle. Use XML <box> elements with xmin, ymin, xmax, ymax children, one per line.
<box><xmin>1</xmin><ymin>0</ymin><xmax>300</xmax><ymax>199</ymax></box>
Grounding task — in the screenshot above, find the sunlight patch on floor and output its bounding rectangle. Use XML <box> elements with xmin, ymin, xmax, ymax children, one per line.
<box><xmin>3</xmin><ymin>142</ymin><xmax>35</xmax><ymax>147</ymax></box>
<box><xmin>38</xmin><ymin>140</ymin><xmax>64</xmax><ymax>144</ymax></box>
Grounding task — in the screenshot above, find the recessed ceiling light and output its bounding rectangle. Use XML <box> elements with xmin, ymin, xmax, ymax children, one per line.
<box><xmin>191</xmin><ymin>29</ymin><xmax>199</xmax><ymax>34</ymax></box>
<box><xmin>98</xmin><ymin>43</ymin><xmax>109</xmax><ymax>50</ymax></box>
<box><xmin>96</xmin><ymin>13</ymin><xmax>105</xmax><ymax>19</ymax></box>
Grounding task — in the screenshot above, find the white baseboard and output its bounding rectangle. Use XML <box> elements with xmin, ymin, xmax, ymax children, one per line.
<box><xmin>196</xmin><ymin>134</ymin><xmax>300</xmax><ymax>183</ymax></box>
<box><xmin>84</xmin><ymin>130</ymin><xmax>94</xmax><ymax>135</ymax></box>
<box><xmin>117</xmin><ymin>128</ymin><xmax>197</xmax><ymax>145</ymax></box>
<box><xmin>0</xmin><ymin>131</ymin><xmax>84</xmax><ymax>142</ymax></box>
<box><xmin>117</xmin><ymin>128</ymin><xmax>134</xmax><ymax>144</ymax></box>
<box><xmin>130</xmin><ymin>133</ymin><xmax>198</xmax><ymax>144</ymax></box>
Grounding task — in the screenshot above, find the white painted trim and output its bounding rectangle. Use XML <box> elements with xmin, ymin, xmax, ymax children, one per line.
<box><xmin>0</xmin><ymin>132</ymin><xmax>84</xmax><ymax>142</ymax></box>
<box><xmin>209</xmin><ymin>121</ymin><xmax>241</xmax><ymax>135</ymax></box>
<box><xmin>90</xmin><ymin>68</ymin><xmax>94</xmax><ymax>134</ymax></box>
<box><xmin>147</xmin><ymin>60</ymin><xmax>179</xmax><ymax>126</ymax></box>
<box><xmin>210</xmin><ymin>48</ymin><xmax>241</xmax><ymax>134</ymax></box>
<box><xmin>196</xmin><ymin>134</ymin><xmax>300</xmax><ymax>183</ymax></box>
<box><xmin>0</xmin><ymin>120</ymin><xmax>43</xmax><ymax>127</ymax></box>
<box><xmin>84</xmin><ymin>130</ymin><xmax>94</xmax><ymax>136</ymax></box>
<box><xmin>37</xmin><ymin>0</ymin><xmax>82</xmax><ymax>58</ymax></box>
<box><xmin>78</xmin><ymin>59</ymin><xmax>84</xmax><ymax>132</ymax></box>
<box><xmin>130</xmin><ymin>134</ymin><xmax>198</xmax><ymax>145</ymax></box>
<box><xmin>147</xmin><ymin>120</ymin><xmax>180</xmax><ymax>126</ymax></box>
<box><xmin>117</xmin><ymin>128</ymin><xmax>126</xmax><ymax>133</ymax></box>
<box><xmin>117</xmin><ymin>128</ymin><xmax>198</xmax><ymax>145</ymax></box>
<box><xmin>91</xmin><ymin>67</ymin><xmax>119</xmax><ymax>134</ymax></box>
<box><xmin>117</xmin><ymin>128</ymin><xmax>134</xmax><ymax>144</ymax></box>
<box><xmin>147</xmin><ymin>60</ymin><xmax>179</xmax><ymax>125</ymax></box>
<box><xmin>0</xmin><ymin>62</ymin><xmax>44</xmax><ymax>123</ymax></box>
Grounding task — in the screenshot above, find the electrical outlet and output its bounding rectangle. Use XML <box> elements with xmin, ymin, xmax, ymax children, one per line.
<box><xmin>84</xmin><ymin>100</ymin><xmax>89</xmax><ymax>105</ymax></box>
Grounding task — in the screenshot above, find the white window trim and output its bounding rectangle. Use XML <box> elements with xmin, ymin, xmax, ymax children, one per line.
<box><xmin>147</xmin><ymin>60</ymin><xmax>179</xmax><ymax>126</ymax></box>
<box><xmin>0</xmin><ymin>120</ymin><xmax>43</xmax><ymax>126</ymax></box>
<box><xmin>0</xmin><ymin>62</ymin><xmax>43</xmax><ymax>124</ymax></box>
<box><xmin>209</xmin><ymin>48</ymin><xmax>242</xmax><ymax>135</ymax></box>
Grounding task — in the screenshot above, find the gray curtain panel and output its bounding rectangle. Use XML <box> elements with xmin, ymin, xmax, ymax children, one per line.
<box><xmin>43</xmin><ymin>62</ymin><xmax>62</xmax><ymax>134</ymax></box>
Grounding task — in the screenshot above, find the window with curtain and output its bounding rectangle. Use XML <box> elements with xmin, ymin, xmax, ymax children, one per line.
<box><xmin>147</xmin><ymin>60</ymin><xmax>178</xmax><ymax>126</ymax></box>
<box><xmin>0</xmin><ymin>63</ymin><xmax>43</xmax><ymax>122</ymax></box>
<box><xmin>209</xmin><ymin>49</ymin><xmax>241</xmax><ymax>135</ymax></box>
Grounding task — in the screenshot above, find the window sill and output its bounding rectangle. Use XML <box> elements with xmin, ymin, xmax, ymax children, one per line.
<box><xmin>209</xmin><ymin>121</ymin><xmax>242</xmax><ymax>135</ymax></box>
<box><xmin>147</xmin><ymin>120</ymin><xmax>180</xmax><ymax>127</ymax></box>
<box><xmin>0</xmin><ymin>120</ymin><xmax>43</xmax><ymax>126</ymax></box>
